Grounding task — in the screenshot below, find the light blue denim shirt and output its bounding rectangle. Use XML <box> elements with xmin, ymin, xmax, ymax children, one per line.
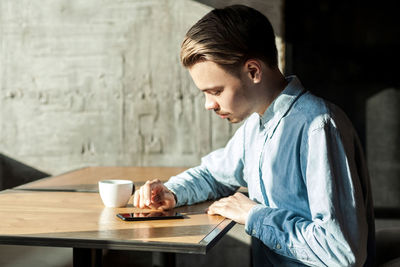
<box><xmin>165</xmin><ymin>76</ymin><xmax>374</xmax><ymax>266</ymax></box>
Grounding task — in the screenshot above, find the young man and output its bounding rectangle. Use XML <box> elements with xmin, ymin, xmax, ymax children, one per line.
<box><xmin>133</xmin><ymin>5</ymin><xmax>375</xmax><ymax>266</ymax></box>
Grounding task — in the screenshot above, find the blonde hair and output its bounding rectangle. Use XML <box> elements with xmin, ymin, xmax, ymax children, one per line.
<box><xmin>180</xmin><ymin>5</ymin><xmax>278</xmax><ymax>72</ymax></box>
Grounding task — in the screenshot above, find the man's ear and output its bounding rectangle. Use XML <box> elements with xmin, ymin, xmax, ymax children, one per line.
<box><xmin>244</xmin><ymin>59</ymin><xmax>262</xmax><ymax>83</ymax></box>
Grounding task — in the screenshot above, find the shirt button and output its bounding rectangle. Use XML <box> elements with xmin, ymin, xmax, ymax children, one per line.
<box><xmin>252</xmin><ymin>230</ymin><xmax>257</xmax><ymax>235</ymax></box>
<box><xmin>276</xmin><ymin>243</ymin><xmax>281</xmax><ymax>250</ymax></box>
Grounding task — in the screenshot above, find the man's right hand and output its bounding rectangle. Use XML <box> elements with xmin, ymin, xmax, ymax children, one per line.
<box><xmin>133</xmin><ymin>179</ymin><xmax>176</xmax><ymax>210</ymax></box>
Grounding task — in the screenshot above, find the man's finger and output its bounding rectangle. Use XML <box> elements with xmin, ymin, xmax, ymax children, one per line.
<box><xmin>133</xmin><ymin>191</ymin><xmax>140</xmax><ymax>207</ymax></box>
<box><xmin>152</xmin><ymin>194</ymin><xmax>161</xmax><ymax>203</ymax></box>
<box><xmin>144</xmin><ymin>181</ymin><xmax>152</xmax><ymax>206</ymax></box>
<box><xmin>207</xmin><ymin>205</ymin><xmax>221</xmax><ymax>215</ymax></box>
<box><xmin>152</xmin><ymin>191</ymin><xmax>165</xmax><ymax>210</ymax></box>
<box><xmin>139</xmin><ymin>185</ymin><xmax>147</xmax><ymax>208</ymax></box>
<box><xmin>207</xmin><ymin>198</ymin><xmax>232</xmax><ymax>214</ymax></box>
<box><xmin>156</xmin><ymin>191</ymin><xmax>175</xmax><ymax>210</ymax></box>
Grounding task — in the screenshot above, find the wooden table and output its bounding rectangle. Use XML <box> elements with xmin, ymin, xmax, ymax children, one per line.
<box><xmin>0</xmin><ymin>167</ymin><xmax>236</xmax><ymax>266</ymax></box>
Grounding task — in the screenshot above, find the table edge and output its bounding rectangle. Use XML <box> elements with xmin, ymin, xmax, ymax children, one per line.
<box><xmin>0</xmin><ymin>218</ymin><xmax>235</xmax><ymax>255</ymax></box>
<box><xmin>0</xmin><ymin>236</ymin><xmax>202</xmax><ymax>254</ymax></box>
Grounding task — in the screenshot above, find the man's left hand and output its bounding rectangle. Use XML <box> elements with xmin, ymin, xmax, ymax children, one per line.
<box><xmin>207</xmin><ymin>192</ymin><xmax>257</xmax><ymax>224</ymax></box>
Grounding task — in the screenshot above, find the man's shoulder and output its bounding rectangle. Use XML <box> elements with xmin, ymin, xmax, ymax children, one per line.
<box><xmin>290</xmin><ymin>91</ymin><xmax>349</xmax><ymax>131</ymax></box>
<box><xmin>294</xmin><ymin>91</ymin><xmax>330</xmax><ymax>115</ymax></box>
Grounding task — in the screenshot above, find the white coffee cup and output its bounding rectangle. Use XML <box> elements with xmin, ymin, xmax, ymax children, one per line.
<box><xmin>98</xmin><ymin>180</ymin><xmax>135</xmax><ymax>207</ymax></box>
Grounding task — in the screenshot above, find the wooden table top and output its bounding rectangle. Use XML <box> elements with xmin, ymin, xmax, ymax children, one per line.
<box><xmin>14</xmin><ymin>166</ymin><xmax>188</xmax><ymax>192</ymax></box>
<box><xmin>0</xmin><ymin>167</ymin><xmax>235</xmax><ymax>254</ymax></box>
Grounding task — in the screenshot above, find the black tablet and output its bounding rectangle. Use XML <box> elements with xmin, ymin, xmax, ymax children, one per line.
<box><xmin>117</xmin><ymin>211</ymin><xmax>184</xmax><ymax>221</ymax></box>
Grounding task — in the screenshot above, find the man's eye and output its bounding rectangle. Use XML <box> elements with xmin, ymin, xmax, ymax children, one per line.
<box><xmin>211</xmin><ymin>91</ymin><xmax>222</xmax><ymax>96</ymax></box>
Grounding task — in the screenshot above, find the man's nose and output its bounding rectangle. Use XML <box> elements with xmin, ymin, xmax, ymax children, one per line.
<box><xmin>204</xmin><ymin>95</ymin><xmax>219</xmax><ymax>110</ymax></box>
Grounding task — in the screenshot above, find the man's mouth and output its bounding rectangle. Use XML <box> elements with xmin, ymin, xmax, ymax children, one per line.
<box><xmin>216</xmin><ymin>112</ymin><xmax>229</xmax><ymax>119</ymax></box>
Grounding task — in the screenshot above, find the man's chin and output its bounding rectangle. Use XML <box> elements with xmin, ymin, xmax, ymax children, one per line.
<box><xmin>227</xmin><ymin>117</ymin><xmax>242</xmax><ymax>123</ymax></box>
<box><xmin>226</xmin><ymin>113</ymin><xmax>252</xmax><ymax>123</ymax></box>
<box><xmin>215</xmin><ymin>112</ymin><xmax>248</xmax><ymax>123</ymax></box>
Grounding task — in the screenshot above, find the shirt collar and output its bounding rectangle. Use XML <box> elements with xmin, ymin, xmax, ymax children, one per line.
<box><xmin>259</xmin><ymin>75</ymin><xmax>306</xmax><ymax>130</ymax></box>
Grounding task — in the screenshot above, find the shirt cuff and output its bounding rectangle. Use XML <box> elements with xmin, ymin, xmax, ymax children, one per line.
<box><xmin>245</xmin><ymin>204</ymin><xmax>268</xmax><ymax>238</ymax></box>
<box><xmin>245</xmin><ymin>205</ymin><xmax>288</xmax><ymax>256</ymax></box>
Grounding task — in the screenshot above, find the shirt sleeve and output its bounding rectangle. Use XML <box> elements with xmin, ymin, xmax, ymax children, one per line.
<box><xmin>245</xmin><ymin>120</ymin><xmax>369</xmax><ymax>266</ymax></box>
<box><xmin>164</xmin><ymin>121</ymin><xmax>248</xmax><ymax>207</ymax></box>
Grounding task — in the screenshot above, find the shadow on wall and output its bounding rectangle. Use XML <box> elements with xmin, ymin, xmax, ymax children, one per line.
<box><xmin>0</xmin><ymin>153</ymin><xmax>49</xmax><ymax>190</ymax></box>
<box><xmin>367</xmin><ymin>88</ymin><xmax>400</xmax><ymax>208</ymax></box>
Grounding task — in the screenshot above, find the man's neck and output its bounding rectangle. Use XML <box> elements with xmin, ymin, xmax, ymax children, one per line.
<box><xmin>256</xmin><ymin>68</ymin><xmax>288</xmax><ymax>116</ymax></box>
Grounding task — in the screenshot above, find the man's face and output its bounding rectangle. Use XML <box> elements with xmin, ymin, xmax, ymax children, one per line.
<box><xmin>188</xmin><ymin>61</ymin><xmax>255</xmax><ymax>123</ymax></box>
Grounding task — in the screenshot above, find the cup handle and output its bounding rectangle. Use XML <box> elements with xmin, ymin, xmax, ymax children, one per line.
<box><xmin>132</xmin><ymin>184</ymin><xmax>135</xmax><ymax>196</ymax></box>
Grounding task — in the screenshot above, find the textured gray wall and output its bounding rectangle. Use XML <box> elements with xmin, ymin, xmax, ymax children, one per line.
<box><xmin>0</xmin><ymin>0</ymin><xmax>226</xmax><ymax>175</ymax></box>
<box><xmin>367</xmin><ymin>88</ymin><xmax>400</xmax><ymax>207</ymax></box>
<box><xmin>0</xmin><ymin>0</ymin><xmax>283</xmax><ymax>176</ymax></box>
<box><xmin>0</xmin><ymin>1</ymin><xmax>283</xmax><ymax>266</ymax></box>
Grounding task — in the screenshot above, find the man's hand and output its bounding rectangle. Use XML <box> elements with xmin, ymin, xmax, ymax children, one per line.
<box><xmin>207</xmin><ymin>192</ymin><xmax>257</xmax><ymax>224</ymax></box>
<box><xmin>133</xmin><ymin>179</ymin><xmax>176</xmax><ymax>210</ymax></box>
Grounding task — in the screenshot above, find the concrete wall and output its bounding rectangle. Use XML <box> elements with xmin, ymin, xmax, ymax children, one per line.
<box><xmin>1</xmin><ymin>0</ymin><xmax>211</xmax><ymax>176</ymax></box>
<box><xmin>0</xmin><ymin>1</ymin><xmax>284</xmax><ymax>266</ymax></box>
<box><xmin>0</xmin><ymin>0</ymin><xmax>284</xmax><ymax>178</ymax></box>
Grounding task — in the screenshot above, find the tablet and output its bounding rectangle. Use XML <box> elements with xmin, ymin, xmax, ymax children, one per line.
<box><xmin>117</xmin><ymin>211</ymin><xmax>184</xmax><ymax>221</ymax></box>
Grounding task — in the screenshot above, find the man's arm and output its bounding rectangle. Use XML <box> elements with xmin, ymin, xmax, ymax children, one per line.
<box><xmin>165</xmin><ymin>121</ymin><xmax>249</xmax><ymax>206</ymax></box>
<box><xmin>206</xmin><ymin>120</ymin><xmax>370</xmax><ymax>266</ymax></box>
<box><xmin>243</xmin><ymin>122</ymin><xmax>369</xmax><ymax>266</ymax></box>
<box><xmin>134</xmin><ymin>120</ymin><xmax>249</xmax><ymax>209</ymax></box>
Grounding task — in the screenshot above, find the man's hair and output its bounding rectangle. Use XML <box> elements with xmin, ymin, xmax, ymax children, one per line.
<box><xmin>180</xmin><ymin>5</ymin><xmax>278</xmax><ymax>73</ymax></box>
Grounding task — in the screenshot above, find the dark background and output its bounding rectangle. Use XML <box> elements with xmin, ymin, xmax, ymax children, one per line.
<box><xmin>285</xmin><ymin>0</ymin><xmax>400</xmax><ymax>147</ymax></box>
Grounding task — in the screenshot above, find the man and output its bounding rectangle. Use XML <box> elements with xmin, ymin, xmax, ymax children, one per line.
<box><xmin>133</xmin><ymin>5</ymin><xmax>375</xmax><ymax>266</ymax></box>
